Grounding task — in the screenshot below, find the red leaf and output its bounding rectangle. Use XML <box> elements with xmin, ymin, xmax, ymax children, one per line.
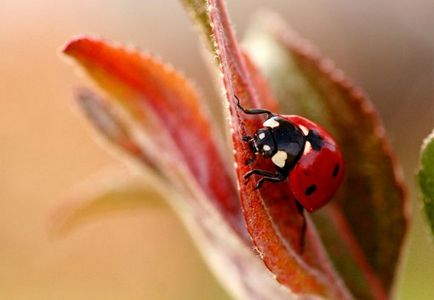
<box><xmin>63</xmin><ymin>37</ymin><xmax>244</xmax><ymax>235</ymax></box>
<box><xmin>207</xmin><ymin>1</ymin><xmax>351</xmax><ymax>298</ymax></box>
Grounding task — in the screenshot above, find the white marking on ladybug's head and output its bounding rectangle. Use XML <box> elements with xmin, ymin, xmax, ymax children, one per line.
<box><xmin>298</xmin><ymin>125</ymin><xmax>309</xmax><ymax>136</ymax></box>
<box><xmin>258</xmin><ymin>132</ymin><xmax>266</xmax><ymax>139</ymax></box>
<box><xmin>263</xmin><ymin>145</ymin><xmax>271</xmax><ymax>151</ymax></box>
<box><xmin>271</xmin><ymin>150</ymin><xmax>287</xmax><ymax>168</ymax></box>
<box><xmin>263</xmin><ymin>117</ymin><xmax>279</xmax><ymax>128</ymax></box>
<box><xmin>303</xmin><ymin>141</ymin><xmax>312</xmax><ymax>155</ymax></box>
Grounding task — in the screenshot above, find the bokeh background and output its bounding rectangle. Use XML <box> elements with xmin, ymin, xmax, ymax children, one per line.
<box><xmin>1</xmin><ymin>0</ymin><xmax>433</xmax><ymax>299</ymax></box>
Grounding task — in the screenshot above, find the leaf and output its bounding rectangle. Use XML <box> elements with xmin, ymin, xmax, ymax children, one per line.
<box><xmin>180</xmin><ymin>0</ymin><xmax>279</xmax><ymax>111</ymax></box>
<box><xmin>74</xmin><ymin>87</ymin><xmax>159</xmax><ymax>172</ymax></box>
<box><xmin>62</xmin><ymin>39</ymin><xmax>298</xmax><ymax>298</ymax></box>
<box><xmin>186</xmin><ymin>0</ymin><xmax>352</xmax><ymax>298</ymax></box>
<box><xmin>243</xmin><ymin>12</ymin><xmax>408</xmax><ymax>299</ymax></box>
<box><xmin>54</xmin><ymin>169</ymin><xmax>298</xmax><ymax>300</ymax></box>
<box><xmin>180</xmin><ymin>0</ymin><xmax>216</xmax><ymax>54</ymax></box>
<box><xmin>418</xmin><ymin>129</ymin><xmax>434</xmax><ymax>236</ymax></box>
<box><xmin>62</xmin><ymin>35</ymin><xmax>297</xmax><ymax>300</ymax></box>
<box><xmin>63</xmin><ymin>37</ymin><xmax>244</xmax><ymax>235</ymax></box>
<box><xmin>52</xmin><ymin>165</ymin><xmax>292</xmax><ymax>300</ymax></box>
<box><xmin>178</xmin><ymin>187</ymin><xmax>301</xmax><ymax>300</ymax></box>
<box><xmin>51</xmin><ymin>168</ymin><xmax>167</xmax><ymax>236</ymax></box>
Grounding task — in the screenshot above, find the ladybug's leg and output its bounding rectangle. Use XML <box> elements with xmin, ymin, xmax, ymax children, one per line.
<box><xmin>244</xmin><ymin>168</ymin><xmax>289</xmax><ymax>189</ymax></box>
<box><xmin>254</xmin><ymin>169</ymin><xmax>289</xmax><ymax>189</ymax></box>
<box><xmin>235</xmin><ymin>96</ymin><xmax>273</xmax><ymax>118</ymax></box>
<box><xmin>244</xmin><ymin>169</ymin><xmax>276</xmax><ymax>180</ymax></box>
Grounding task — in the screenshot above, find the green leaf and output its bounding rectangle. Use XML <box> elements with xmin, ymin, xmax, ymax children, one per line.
<box><xmin>243</xmin><ymin>12</ymin><xmax>408</xmax><ymax>299</ymax></box>
<box><xmin>418</xmin><ymin>130</ymin><xmax>434</xmax><ymax>235</ymax></box>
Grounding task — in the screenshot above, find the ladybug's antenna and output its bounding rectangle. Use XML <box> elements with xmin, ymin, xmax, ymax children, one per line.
<box><xmin>234</xmin><ymin>95</ymin><xmax>273</xmax><ymax>118</ymax></box>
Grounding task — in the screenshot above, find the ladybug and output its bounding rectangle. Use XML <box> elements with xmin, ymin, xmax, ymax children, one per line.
<box><xmin>236</xmin><ymin>96</ymin><xmax>344</xmax><ymax>212</ymax></box>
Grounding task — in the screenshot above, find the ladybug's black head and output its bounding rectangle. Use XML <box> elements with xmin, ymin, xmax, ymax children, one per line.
<box><xmin>250</xmin><ymin>128</ymin><xmax>276</xmax><ymax>157</ymax></box>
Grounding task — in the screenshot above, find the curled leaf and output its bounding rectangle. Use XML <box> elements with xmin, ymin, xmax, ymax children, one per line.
<box><xmin>418</xmin><ymin>129</ymin><xmax>434</xmax><ymax>236</ymax></box>
<box><xmin>63</xmin><ymin>37</ymin><xmax>244</xmax><ymax>235</ymax></box>
<box><xmin>244</xmin><ymin>12</ymin><xmax>408</xmax><ymax>299</ymax></box>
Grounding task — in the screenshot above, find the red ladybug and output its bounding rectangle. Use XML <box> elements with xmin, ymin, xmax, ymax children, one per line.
<box><xmin>236</xmin><ymin>97</ymin><xmax>344</xmax><ymax>212</ymax></box>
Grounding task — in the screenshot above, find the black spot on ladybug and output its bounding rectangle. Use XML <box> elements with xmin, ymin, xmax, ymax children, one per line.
<box><xmin>304</xmin><ymin>185</ymin><xmax>317</xmax><ymax>196</ymax></box>
<box><xmin>333</xmin><ymin>164</ymin><xmax>340</xmax><ymax>177</ymax></box>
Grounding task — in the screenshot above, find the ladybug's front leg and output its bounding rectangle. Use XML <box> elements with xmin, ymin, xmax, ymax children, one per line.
<box><xmin>244</xmin><ymin>168</ymin><xmax>289</xmax><ymax>190</ymax></box>
<box><xmin>244</xmin><ymin>169</ymin><xmax>275</xmax><ymax>180</ymax></box>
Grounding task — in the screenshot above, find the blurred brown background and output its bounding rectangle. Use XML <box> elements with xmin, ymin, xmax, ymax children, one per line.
<box><xmin>1</xmin><ymin>0</ymin><xmax>433</xmax><ymax>299</ymax></box>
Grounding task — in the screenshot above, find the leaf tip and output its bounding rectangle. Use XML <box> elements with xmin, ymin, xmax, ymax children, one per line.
<box><xmin>61</xmin><ymin>35</ymin><xmax>106</xmax><ymax>61</ymax></box>
<box><xmin>62</xmin><ymin>36</ymin><xmax>88</xmax><ymax>56</ymax></box>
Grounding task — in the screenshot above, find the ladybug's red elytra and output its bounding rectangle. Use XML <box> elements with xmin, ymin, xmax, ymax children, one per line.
<box><xmin>236</xmin><ymin>96</ymin><xmax>344</xmax><ymax>212</ymax></box>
